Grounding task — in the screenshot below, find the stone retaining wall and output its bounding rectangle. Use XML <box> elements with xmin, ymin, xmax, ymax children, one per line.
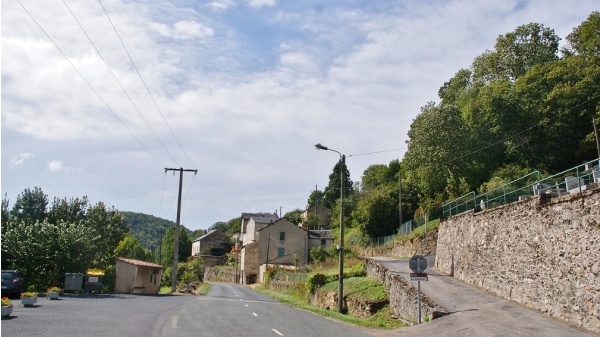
<box><xmin>204</xmin><ymin>266</ymin><xmax>237</xmax><ymax>283</ymax></box>
<box><xmin>436</xmin><ymin>189</ymin><xmax>600</xmax><ymax>334</ymax></box>
<box><xmin>364</xmin><ymin>258</ymin><xmax>446</xmax><ymax>324</ymax></box>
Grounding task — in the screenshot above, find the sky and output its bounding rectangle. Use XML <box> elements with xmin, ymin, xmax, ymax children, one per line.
<box><xmin>1</xmin><ymin>0</ymin><xmax>597</xmax><ymax>231</ymax></box>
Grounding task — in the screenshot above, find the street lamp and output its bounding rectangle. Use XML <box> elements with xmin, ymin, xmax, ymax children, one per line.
<box><xmin>314</xmin><ymin>143</ymin><xmax>345</xmax><ymax>313</ymax></box>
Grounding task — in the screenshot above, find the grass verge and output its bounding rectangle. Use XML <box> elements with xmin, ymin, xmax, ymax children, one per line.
<box><xmin>254</xmin><ymin>284</ymin><xmax>404</xmax><ymax>330</ymax></box>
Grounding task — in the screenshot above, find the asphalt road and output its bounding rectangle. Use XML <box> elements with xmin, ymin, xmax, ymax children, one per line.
<box><xmin>161</xmin><ymin>283</ymin><xmax>375</xmax><ymax>337</ymax></box>
<box><xmin>1</xmin><ymin>284</ymin><xmax>376</xmax><ymax>337</ymax></box>
<box><xmin>370</xmin><ymin>256</ymin><xmax>598</xmax><ymax>337</ymax></box>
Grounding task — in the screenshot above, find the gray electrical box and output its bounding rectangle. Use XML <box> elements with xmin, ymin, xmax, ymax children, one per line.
<box><xmin>409</xmin><ymin>255</ymin><xmax>427</xmax><ymax>273</ymax></box>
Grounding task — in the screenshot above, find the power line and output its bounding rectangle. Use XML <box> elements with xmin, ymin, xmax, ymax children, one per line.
<box><xmin>17</xmin><ymin>0</ymin><xmax>165</xmax><ymax>168</ymax></box>
<box><xmin>62</xmin><ymin>0</ymin><xmax>180</xmax><ymax>167</ymax></box>
<box><xmin>98</xmin><ymin>0</ymin><xmax>196</xmax><ymax>168</ymax></box>
<box><xmin>349</xmin><ymin>147</ymin><xmax>405</xmax><ymax>157</ymax></box>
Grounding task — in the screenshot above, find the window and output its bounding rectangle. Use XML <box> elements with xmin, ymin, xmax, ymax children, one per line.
<box><xmin>279</xmin><ymin>232</ymin><xmax>285</xmax><ymax>241</ymax></box>
<box><xmin>321</xmin><ymin>239</ymin><xmax>326</xmax><ymax>246</ymax></box>
<box><xmin>277</xmin><ymin>247</ymin><xmax>285</xmax><ymax>257</ymax></box>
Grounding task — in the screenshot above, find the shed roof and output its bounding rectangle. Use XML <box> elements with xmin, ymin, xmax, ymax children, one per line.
<box><xmin>307</xmin><ymin>230</ymin><xmax>334</xmax><ymax>239</ymax></box>
<box><xmin>251</xmin><ymin>216</ymin><xmax>278</xmax><ymax>224</ymax></box>
<box><xmin>117</xmin><ymin>257</ymin><xmax>163</xmax><ymax>269</ymax></box>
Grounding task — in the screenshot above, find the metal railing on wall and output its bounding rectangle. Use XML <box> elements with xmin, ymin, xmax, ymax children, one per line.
<box><xmin>442</xmin><ymin>158</ymin><xmax>600</xmax><ymax>217</ymax></box>
<box><xmin>371</xmin><ymin>158</ymin><xmax>599</xmax><ymax>247</ymax></box>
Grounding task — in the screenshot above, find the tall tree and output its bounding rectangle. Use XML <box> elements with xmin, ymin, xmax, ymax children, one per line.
<box><xmin>403</xmin><ymin>103</ymin><xmax>477</xmax><ymax>199</ymax></box>
<box><xmin>114</xmin><ymin>235</ymin><xmax>151</xmax><ymax>261</ymax></box>
<box><xmin>352</xmin><ymin>185</ymin><xmax>399</xmax><ymax>239</ymax></box>
<box><xmin>86</xmin><ymin>202</ymin><xmax>127</xmax><ymax>267</ymax></box>
<box><xmin>473</xmin><ymin>23</ymin><xmax>559</xmax><ymax>82</ymax></box>
<box><xmin>322</xmin><ymin>159</ymin><xmax>353</xmax><ymax>209</ymax></box>
<box><xmin>160</xmin><ymin>226</ymin><xmax>192</xmax><ymax>267</ymax></box>
<box><xmin>10</xmin><ymin>187</ymin><xmax>48</xmax><ymax>225</ymax></box>
<box><xmin>283</xmin><ymin>209</ymin><xmax>303</xmax><ymax>225</ymax></box>
<box><xmin>47</xmin><ymin>196</ymin><xmax>88</xmax><ymax>225</ymax></box>
<box><xmin>307</xmin><ymin>189</ymin><xmax>325</xmax><ymax>208</ymax></box>
<box><xmin>563</xmin><ymin>11</ymin><xmax>600</xmax><ymax>58</ymax></box>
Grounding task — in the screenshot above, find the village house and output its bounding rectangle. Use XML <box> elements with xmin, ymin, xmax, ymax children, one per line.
<box><xmin>239</xmin><ymin>212</ymin><xmax>279</xmax><ymax>284</ymax></box>
<box><xmin>300</xmin><ymin>204</ymin><xmax>330</xmax><ymax>229</ymax></box>
<box><xmin>191</xmin><ymin>229</ymin><xmax>232</xmax><ymax>266</ymax></box>
<box><xmin>238</xmin><ymin>212</ymin><xmax>334</xmax><ymax>284</ymax></box>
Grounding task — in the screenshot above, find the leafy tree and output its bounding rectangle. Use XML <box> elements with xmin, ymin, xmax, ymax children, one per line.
<box><xmin>114</xmin><ymin>235</ymin><xmax>151</xmax><ymax>261</ymax></box>
<box><xmin>86</xmin><ymin>202</ymin><xmax>127</xmax><ymax>268</ymax></box>
<box><xmin>306</xmin><ymin>213</ymin><xmax>321</xmax><ymax>229</ymax></box>
<box><xmin>160</xmin><ymin>226</ymin><xmax>192</xmax><ymax>267</ymax></box>
<box><xmin>283</xmin><ymin>209</ymin><xmax>303</xmax><ymax>225</ymax></box>
<box><xmin>207</xmin><ymin>216</ymin><xmax>241</xmax><ymax>237</ymax></box>
<box><xmin>47</xmin><ymin>196</ymin><xmax>88</xmax><ymax>225</ymax></box>
<box><xmin>563</xmin><ymin>11</ymin><xmax>600</xmax><ymax>58</ymax></box>
<box><xmin>361</xmin><ymin>160</ymin><xmax>401</xmax><ymax>193</ymax></box>
<box><xmin>403</xmin><ymin>103</ymin><xmax>476</xmax><ymax>199</ymax></box>
<box><xmin>307</xmin><ymin>189</ymin><xmax>325</xmax><ymax>208</ymax></box>
<box><xmin>1</xmin><ymin>194</ymin><xmax>9</xmax><ymax>229</ymax></box>
<box><xmin>511</xmin><ymin>55</ymin><xmax>600</xmax><ymax>171</ymax></box>
<box><xmin>309</xmin><ymin>246</ymin><xmax>327</xmax><ymax>263</ymax></box>
<box><xmin>1</xmin><ymin>219</ymin><xmax>97</xmax><ymax>288</ymax></box>
<box><xmin>10</xmin><ymin>187</ymin><xmax>48</xmax><ymax>225</ymax></box>
<box><xmin>352</xmin><ymin>185</ymin><xmax>399</xmax><ymax>238</ymax></box>
<box><xmin>473</xmin><ymin>23</ymin><xmax>559</xmax><ymax>82</ymax></box>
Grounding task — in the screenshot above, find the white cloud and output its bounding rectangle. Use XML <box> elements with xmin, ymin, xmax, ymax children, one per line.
<box><xmin>150</xmin><ymin>20</ymin><xmax>214</xmax><ymax>40</ymax></box>
<box><xmin>47</xmin><ymin>161</ymin><xmax>67</xmax><ymax>172</ymax></box>
<box><xmin>207</xmin><ymin>0</ymin><xmax>236</xmax><ymax>11</ymax></box>
<box><xmin>246</xmin><ymin>0</ymin><xmax>276</xmax><ymax>8</ymax></box>
<box><xmin>173</xmin><ymin>20</ymin><xmax>215</xmax><ymax>40</ymax></box>
<box><xmin>9</xmin><ymin>153</ymin><xmax>35</xmax><ymax>167</ymax></box>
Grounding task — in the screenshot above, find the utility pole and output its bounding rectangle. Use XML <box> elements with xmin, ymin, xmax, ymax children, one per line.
<box><xmin>165</xmin><ymin>167</ymin><xmax>198</xmax><ymax>292</ymax></box>
<box><xmin>398</xmin><ymin>170</ymin><xmax>403</xmax><ymax>235</ymax></box>
<box><xmin>593</xmin><ymin>113</ymin><xmax>600</xmax><ymax>158</ymax></box>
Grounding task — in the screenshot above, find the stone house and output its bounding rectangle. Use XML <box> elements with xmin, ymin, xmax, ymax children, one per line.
<box><xmin>191</xmin><ymin>229</ymin><xmax>231</xmax><ymax>257</ymax></box>
<box><xmin>114</xmin><ymin>257</ymin><xmax>163</xmax><ymax>294</ymax></box>
<box><xmin>307</xmin><ymin>229</ymin><xmax>335</xmax><ymax>251</ymax></box>
<box><xmin>239</xmin><ymin>213</ymin><xmax>279</xmax><ymax>284</ymax></box>
<box><xmin>300</xmin><ymin>204</ymin><xmax>330</xmax><ymax>229</ymax></box>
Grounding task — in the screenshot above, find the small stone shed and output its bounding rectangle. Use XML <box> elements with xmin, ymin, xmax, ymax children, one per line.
<box><xmin>114</xmin><ymin>257</ymin><xmax>164</xmax><ymax>294</ymax></box>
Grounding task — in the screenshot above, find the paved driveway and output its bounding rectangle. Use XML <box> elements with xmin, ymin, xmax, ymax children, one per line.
<box><xmin>370</xmin><ymin>256</ymin><xmax>597</xmax><ymax>337</ymax></box>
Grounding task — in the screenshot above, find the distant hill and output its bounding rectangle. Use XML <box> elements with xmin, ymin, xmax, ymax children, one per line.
<box><xmin>121</xmin><ymin>211</ymin><xmax>198</xmax><ymax>250</ymax></box>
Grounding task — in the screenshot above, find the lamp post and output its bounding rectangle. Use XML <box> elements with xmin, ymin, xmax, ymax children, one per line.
<box><xmin>315</xmin><ymin>143</ymin><xmax>345</xmax><ymax>313</ymax></box>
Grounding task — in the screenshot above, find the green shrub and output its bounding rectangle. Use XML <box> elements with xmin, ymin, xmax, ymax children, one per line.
<box><xmin>310</xmin><ymin>246</ymin><xmax>328</xmax><ymax>263</ymax></box>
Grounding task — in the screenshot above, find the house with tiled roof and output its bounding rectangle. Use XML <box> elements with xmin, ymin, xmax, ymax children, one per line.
<box><xmin>114</xmin><ymin>257</ymin><xmax>163</xmax><ymax>294</ymax></box>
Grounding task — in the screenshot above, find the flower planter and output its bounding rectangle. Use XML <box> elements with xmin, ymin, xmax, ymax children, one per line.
<box><xmin>1</xmin><ymin>305</ymin><xmax>13</xmax><ymax>317</ymax></box>
<box><xmin>21</xmin><ymin>297</ymin><xmax>38</xmax><ymax>307</ymax></box>
<box><xmin>47</xmin><ymin>292</ymin><xmax>59</xmax><ymax>300</ymax></box>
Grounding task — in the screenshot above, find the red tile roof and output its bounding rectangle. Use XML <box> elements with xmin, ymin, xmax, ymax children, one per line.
<box><xmin>117</xmin><ymin>257</ymin><xmax>163</xmax><ymax>268</ymax></box>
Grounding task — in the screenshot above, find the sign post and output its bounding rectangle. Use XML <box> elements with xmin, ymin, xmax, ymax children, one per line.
<box><xmin>409</xmin><ymin>255</ymin><xmax>428</xmax><ymax>324</ymax></box>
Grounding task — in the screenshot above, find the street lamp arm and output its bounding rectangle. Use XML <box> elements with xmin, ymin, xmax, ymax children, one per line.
<box><xmin>314</xmin><ymin>143</ymin><xmax>342</xmax><ymax>157</ymax></box>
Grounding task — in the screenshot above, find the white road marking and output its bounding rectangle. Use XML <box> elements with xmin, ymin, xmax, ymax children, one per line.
<box><xmin>172</xmin><ymin>315</ymin><xmax>178</xmax><ymax>329</ymax></box>
<box><xmin>272</xmin><ymin>329</ymin><xmax>284</xmax><ymax>336</ymax></box>
<box><xmin>245</xmin><ymin>304</ymin><xmax>248</xmax><ymax>307</ymax></box>
<box><xmin>253</xmin><ymin>312</ymin><xmax>258</xmax><ymax>317</ymax></box>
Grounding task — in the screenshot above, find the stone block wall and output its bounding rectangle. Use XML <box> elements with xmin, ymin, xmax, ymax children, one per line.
<box><xmin>365</xmin><ymin>258</ymin><xmax>446</xmax><ymax>324</ymax></box>
<box><xmin>204</xmin><ymin>266</ymin><xmax>237</xmax><ymax>283</ymax></box>
<box><xmin>436</xmin><ymin>189</ymin><xmax>600</xmax><ymax>333</ymax></box>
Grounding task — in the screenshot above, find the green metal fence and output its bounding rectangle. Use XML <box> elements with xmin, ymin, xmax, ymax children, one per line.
<box><xmin>443</xmin><ymin>158</ymin><xmax>600</xmax><ymax>217</ymax></box>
